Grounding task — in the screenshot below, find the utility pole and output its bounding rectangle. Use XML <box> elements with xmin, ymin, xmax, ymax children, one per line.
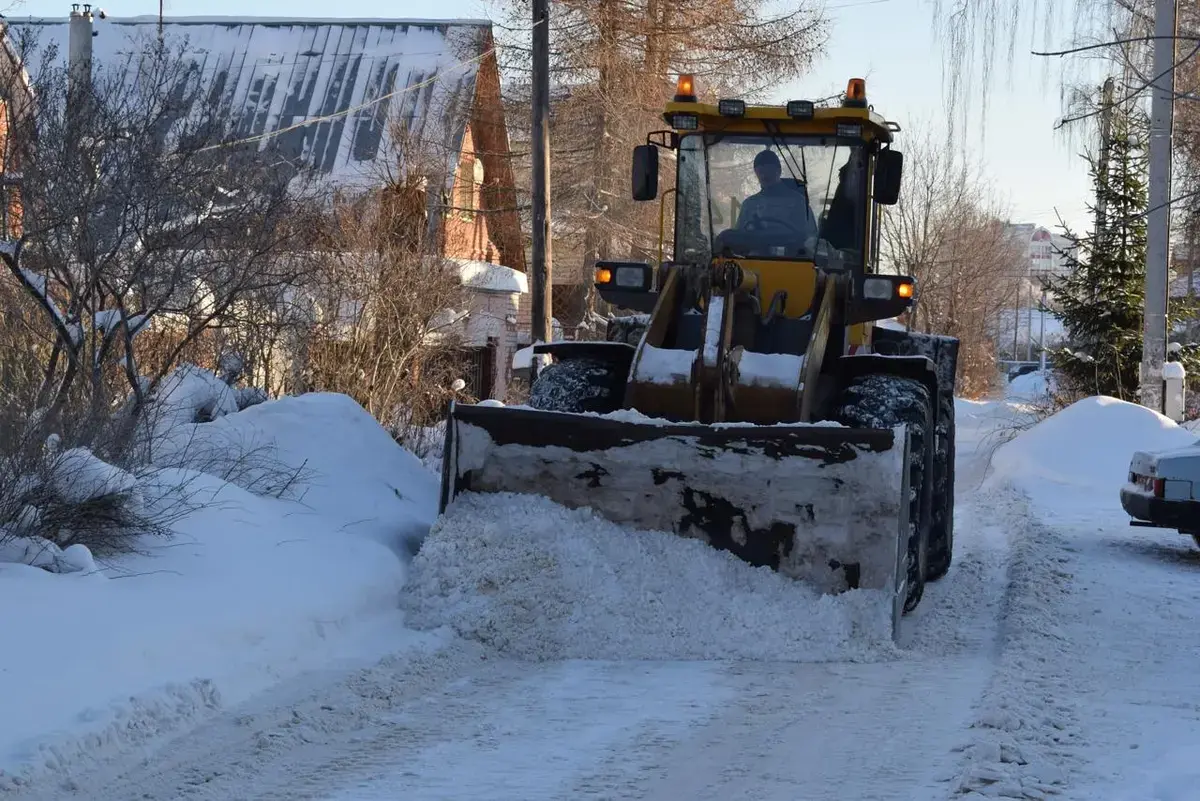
<box><xmin>1039</xmin><ymin>284</ymin><xmax>1048</xmax><ymax>373</ymax></box>
<box><xmin>1096</xmin><ymin>77</ymin><xmax>1115</xmax><ymax>240</ymax></box>
<box><xmin>529</xmin><ymin>0</ymin><xmax>553</xmax><ymax>371</ymax></box>
<box><xmin>1141</xmin><ymin>0</ymin><xmax>1177</xmax><ymax>414</ymax></box>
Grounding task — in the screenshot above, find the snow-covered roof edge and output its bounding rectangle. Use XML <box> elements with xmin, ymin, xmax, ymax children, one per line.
<box><xmin>2</xmin><ymin>16</ymin><xmax>495</xmax><ymax>186</ymax></box>
<box><xmin>7</xmin><ymin>16</ymin><xmax>495</xmax><ymax>27</ymax></box>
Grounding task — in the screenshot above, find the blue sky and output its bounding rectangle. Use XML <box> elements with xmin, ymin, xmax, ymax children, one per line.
<box><xmin>9</xmin><ymin>0</ymin><xmax>1098</xmax><ymax>234</ymax></box>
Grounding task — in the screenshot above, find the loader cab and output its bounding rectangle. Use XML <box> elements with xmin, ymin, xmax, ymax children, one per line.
<box><xmin>635</xmin><ymin>77</ymin><xmax>901</xmax><ymax>263</ymax></box>
<box><xmin>618</xmin><ymin>77</ymin><xmax>904</xmax><ymax>325</ymax></box>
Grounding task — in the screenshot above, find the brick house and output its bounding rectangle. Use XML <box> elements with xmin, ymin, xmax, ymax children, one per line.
<box><xmin>2</xmin><ymin>11</ymin><xmax>529</xmax><ymax>399</ymax></box>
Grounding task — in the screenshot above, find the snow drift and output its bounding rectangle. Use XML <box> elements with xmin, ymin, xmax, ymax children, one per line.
<box><xmin>402</xmin><ymin>491</ymin><xmax>899</xmax><ymax>663</ymax></box>
<box><xmin>989</xmin><ymin>396</ymin><xmax>1196</xmax><ymax>498</ymax></box>
<box><xmin>0</xmin><ymin>392</ymin><xmax>440</xmax><ymax>789</ymax></box>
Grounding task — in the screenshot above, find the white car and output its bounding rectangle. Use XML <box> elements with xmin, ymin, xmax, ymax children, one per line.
<box><xmin>1121</xmin><ymin>440</ymin><xmax>1200</xmax><ymax>547</ymax></box>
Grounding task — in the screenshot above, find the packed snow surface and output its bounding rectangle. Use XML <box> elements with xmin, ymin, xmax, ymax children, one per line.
<box><xmin>402</xmin><ymin>492</ymin><xmax>897</xmax><ymax>662</ymax></box>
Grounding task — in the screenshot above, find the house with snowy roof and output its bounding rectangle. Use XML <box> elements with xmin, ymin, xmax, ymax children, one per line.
<box><xmin>0</xmin><ymin>10</ymin><xmax>529</xmax><ymax>400</ymax></box>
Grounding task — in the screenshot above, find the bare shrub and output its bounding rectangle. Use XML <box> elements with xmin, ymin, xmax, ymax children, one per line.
<box><xmin>295</xmin><ymin>125</ymin><xmax>473</xmax><ymax>442</ymax></box>
<box><xmin>0</xmin><ymin>32</ymin><xmax>323</xmax><ymax>561</ymax></box>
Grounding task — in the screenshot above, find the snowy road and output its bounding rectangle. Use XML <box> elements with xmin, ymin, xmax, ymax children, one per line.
<box><xmin>9</xmin><ymin>397</ymin><xmax>1200</xmax><ymax>800</ymax></box>
<box><xmin>9</xmin><ymin>401</ymin><xmax>1022</xmax><ymax>801</ymax></box>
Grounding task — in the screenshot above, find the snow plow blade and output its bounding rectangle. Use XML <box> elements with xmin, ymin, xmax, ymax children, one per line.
<box><xmin>440</xmin><ymin>402</ymin><xmax>912</xmax><ymax>637</ymax></box>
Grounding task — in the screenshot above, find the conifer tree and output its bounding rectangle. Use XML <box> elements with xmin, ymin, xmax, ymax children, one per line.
<box><xmin>1048</xmin><ymin>109</ymin><xmax>1148</xmax><ymax>400</ymax></box>
<box><xmin>1049</xmin><ymin>108</ymin><xmax>1200</xmax><ymax>400</ymax></box>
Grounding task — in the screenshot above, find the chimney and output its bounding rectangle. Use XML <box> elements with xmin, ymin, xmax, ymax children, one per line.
<box><xmin>68</xmin><ymin>4</ymin><xmax>94</xmax><ymax>102</ymax></box>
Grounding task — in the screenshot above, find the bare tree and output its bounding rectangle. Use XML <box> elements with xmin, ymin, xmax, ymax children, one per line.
<box><xmin>493</xmin><ymin>0</ymin><xmax>830</xmax><ymax>329</ymax></box>
<box><xmin>881</xmin><ymin>119</ymin><xmax>1026</xmax><ymax>396</ymax></box>
<box><xmin>0</xmin><ymin>33</ymin><xmax>322</xmax><ymax>458</ymax></box>
<box><xmin>290</xmin><ymin>123</ymin><xmax>474</xmax><ymax>441</ymax></box>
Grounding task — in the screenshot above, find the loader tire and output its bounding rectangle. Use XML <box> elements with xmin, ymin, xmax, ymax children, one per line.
<box><xmin>528</xmin><ymin>358</ymin><xmax>623</xmax><ymax>414</ymax></box>
<box><xmin>926</xmin><ymin>391</ymin><xmax>955</xmax><ymax>582</ymax></box>
<box><xmin>834</xmin><ymin>374</ymin><xmax>934</xmax><ymax>614</ymax></box>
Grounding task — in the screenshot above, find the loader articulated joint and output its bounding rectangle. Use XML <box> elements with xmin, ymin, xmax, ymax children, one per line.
<box><xmin>712</xmin><ymin>259</ymin><xmax>758</xmax><ymax>295</ymax></box>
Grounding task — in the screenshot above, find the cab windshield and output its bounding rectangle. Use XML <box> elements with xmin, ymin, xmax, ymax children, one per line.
<box><xmin>674</xmin><ymin>133</ymin><xmax>867</xmax><ymax>264</ymax></box>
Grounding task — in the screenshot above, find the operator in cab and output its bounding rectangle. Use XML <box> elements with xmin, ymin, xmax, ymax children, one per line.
<box><xmin>714</xmin><ymin>149</ymin><xmax>818</xmax><ymax>258</ymax></box>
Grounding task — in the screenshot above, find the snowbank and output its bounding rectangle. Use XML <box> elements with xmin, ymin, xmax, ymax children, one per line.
<box><xmin>987</xmin><ymin>396</ymin><xmax>1197</xmax><ymax>520</ymax></box>
<box><xmin>402</xmin><ymin>492</ymin><xmax>898</xmax><ymax>663</ymax></box>
<box><xmin>0</xmin><ymin>393</ymin><xmax>440</xmax><ymax>789</ymax></box>
<box><xmin>990</xmin><ymin>396</ymin><xmax>1196</xmax><ymax>494</ymax></box>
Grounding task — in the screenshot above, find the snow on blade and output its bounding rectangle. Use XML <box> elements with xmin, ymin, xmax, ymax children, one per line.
<box><xmin>734</xmin><ymin>349</ymin><xmax>805</xmax><ymax>389</ymax></box>
<box><xmin>402</xmin><ymin>492</ymin><xmax>899</xmax><ymax>663</ymax></box>
<box><xmin>634</xmin><ymin>343</ymin><xmax>695</xmax><ymax>385</ymax></box>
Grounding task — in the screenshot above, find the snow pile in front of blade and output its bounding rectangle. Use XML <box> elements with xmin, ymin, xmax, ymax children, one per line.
<box><xmin>401</xmin><ymin>492</ymin><xmax>899</xmax><ymax>662</ymax></box>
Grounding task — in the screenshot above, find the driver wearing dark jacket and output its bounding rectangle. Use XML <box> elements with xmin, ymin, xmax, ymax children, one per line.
<box><xmin>736</xmin><ymin>149</ymin><xmax>818</xmax><ymax>242</ymax></box>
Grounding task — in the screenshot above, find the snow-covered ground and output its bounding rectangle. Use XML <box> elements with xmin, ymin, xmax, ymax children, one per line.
<box><xmin>4</xmin><ymin>389</ymin><xmax>1200</xmax><ymax>800</ymax></box>
<box><xmin>0</xmin><ymin>392</ymin><xmax>442</xmax><ymax>792</ymax></box>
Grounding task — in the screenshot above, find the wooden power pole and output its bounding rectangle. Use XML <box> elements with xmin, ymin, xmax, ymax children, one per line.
<box><xmin>529</xmin><ymin>0</ymin><xmax>553</xmax><ymax>368</ymax></box>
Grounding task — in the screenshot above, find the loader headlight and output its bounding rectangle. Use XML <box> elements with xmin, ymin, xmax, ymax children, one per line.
<box><xmin>862</xmin><ymin>276</ymin><xmax>915</xmax><ymax>301</ymax></box>
<box><xmin>669</xmin><ymin>113</ymin><xmax>699</xmax><ymax>130</ymax></box>
<box><xmin>787</xmin><ymin>100</ymin><xmax>815</xmax><ymax>119</ymax></box>
<box><xmin>862</xmin><ymin>277</ymin><xmax>892</xmax><ymax>300</ymax></box>
<box><xmin>718</xmin><ymin>99</ymin><xmax>746</xmax><ymax>117</ymax></box>
<box><xmin>615</xmin><ymin>266</ymin><xmax>648</xmax><ymax>288</ymax></box>
<box><xmin>595</xmin><ymin>261</ymin><xmax>653</xmax><ymax>292</ymax></box>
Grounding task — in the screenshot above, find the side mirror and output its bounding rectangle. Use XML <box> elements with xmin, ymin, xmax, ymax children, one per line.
<box><xmin>632</xmin><ymin>145</ymin><xmax>659</xmax><ymax>201</ymax></box>
<box><xmin>873</xmin><ymin>149</ymin><xmax>902</xmax><ymax>205</ymax></box>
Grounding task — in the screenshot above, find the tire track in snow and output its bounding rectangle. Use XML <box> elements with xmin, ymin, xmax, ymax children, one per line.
<box><xmin>937</xmin><ymin>491</ymin><xmax>1084</xmax><ymax>800</ymax></box>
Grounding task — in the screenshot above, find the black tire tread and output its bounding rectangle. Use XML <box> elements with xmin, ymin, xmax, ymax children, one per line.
<box><xmin>834</xmin><ymin>374</ymin><xmax>933</xmax><ymax>613</ymax></box>
<box><xmin>528</xmin><ymin>358</ymin><xmax>622</xmax><ymax>414</ymax></box>
<box><xmin>927</xmin><ymin>390</ymin><xmax>955</xmax><ymax>581</ymax></box>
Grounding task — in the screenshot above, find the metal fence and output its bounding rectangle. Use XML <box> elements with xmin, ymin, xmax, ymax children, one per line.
<box><xmin>462</xmin><ymin>337</ymin><xmax>497</xmax><ymax>401</ymax></box>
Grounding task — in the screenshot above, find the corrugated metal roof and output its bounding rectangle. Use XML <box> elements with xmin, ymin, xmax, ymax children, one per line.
<box><xmin>4</xmin><ymin>15</ymin><xmax>492</xmax><ymax>187</ymax></box>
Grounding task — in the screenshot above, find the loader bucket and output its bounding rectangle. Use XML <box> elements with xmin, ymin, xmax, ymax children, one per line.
<box><xmin>440</xmin><ymin>402</ymin><xmax>912</xmax><ymax>637</ymax></box>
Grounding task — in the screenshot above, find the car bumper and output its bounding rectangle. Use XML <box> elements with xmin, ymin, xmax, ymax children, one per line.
<box><xmin>1120</xmin><ymin>485</ymin><xmax>1200</xmax><ymax>531</ymax></box>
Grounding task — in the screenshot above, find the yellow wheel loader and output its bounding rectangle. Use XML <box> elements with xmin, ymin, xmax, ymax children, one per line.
<box><xmin>439</xmin><ymin>77</ymin><xmax>958</xmax><ymax>636</ymax></box>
